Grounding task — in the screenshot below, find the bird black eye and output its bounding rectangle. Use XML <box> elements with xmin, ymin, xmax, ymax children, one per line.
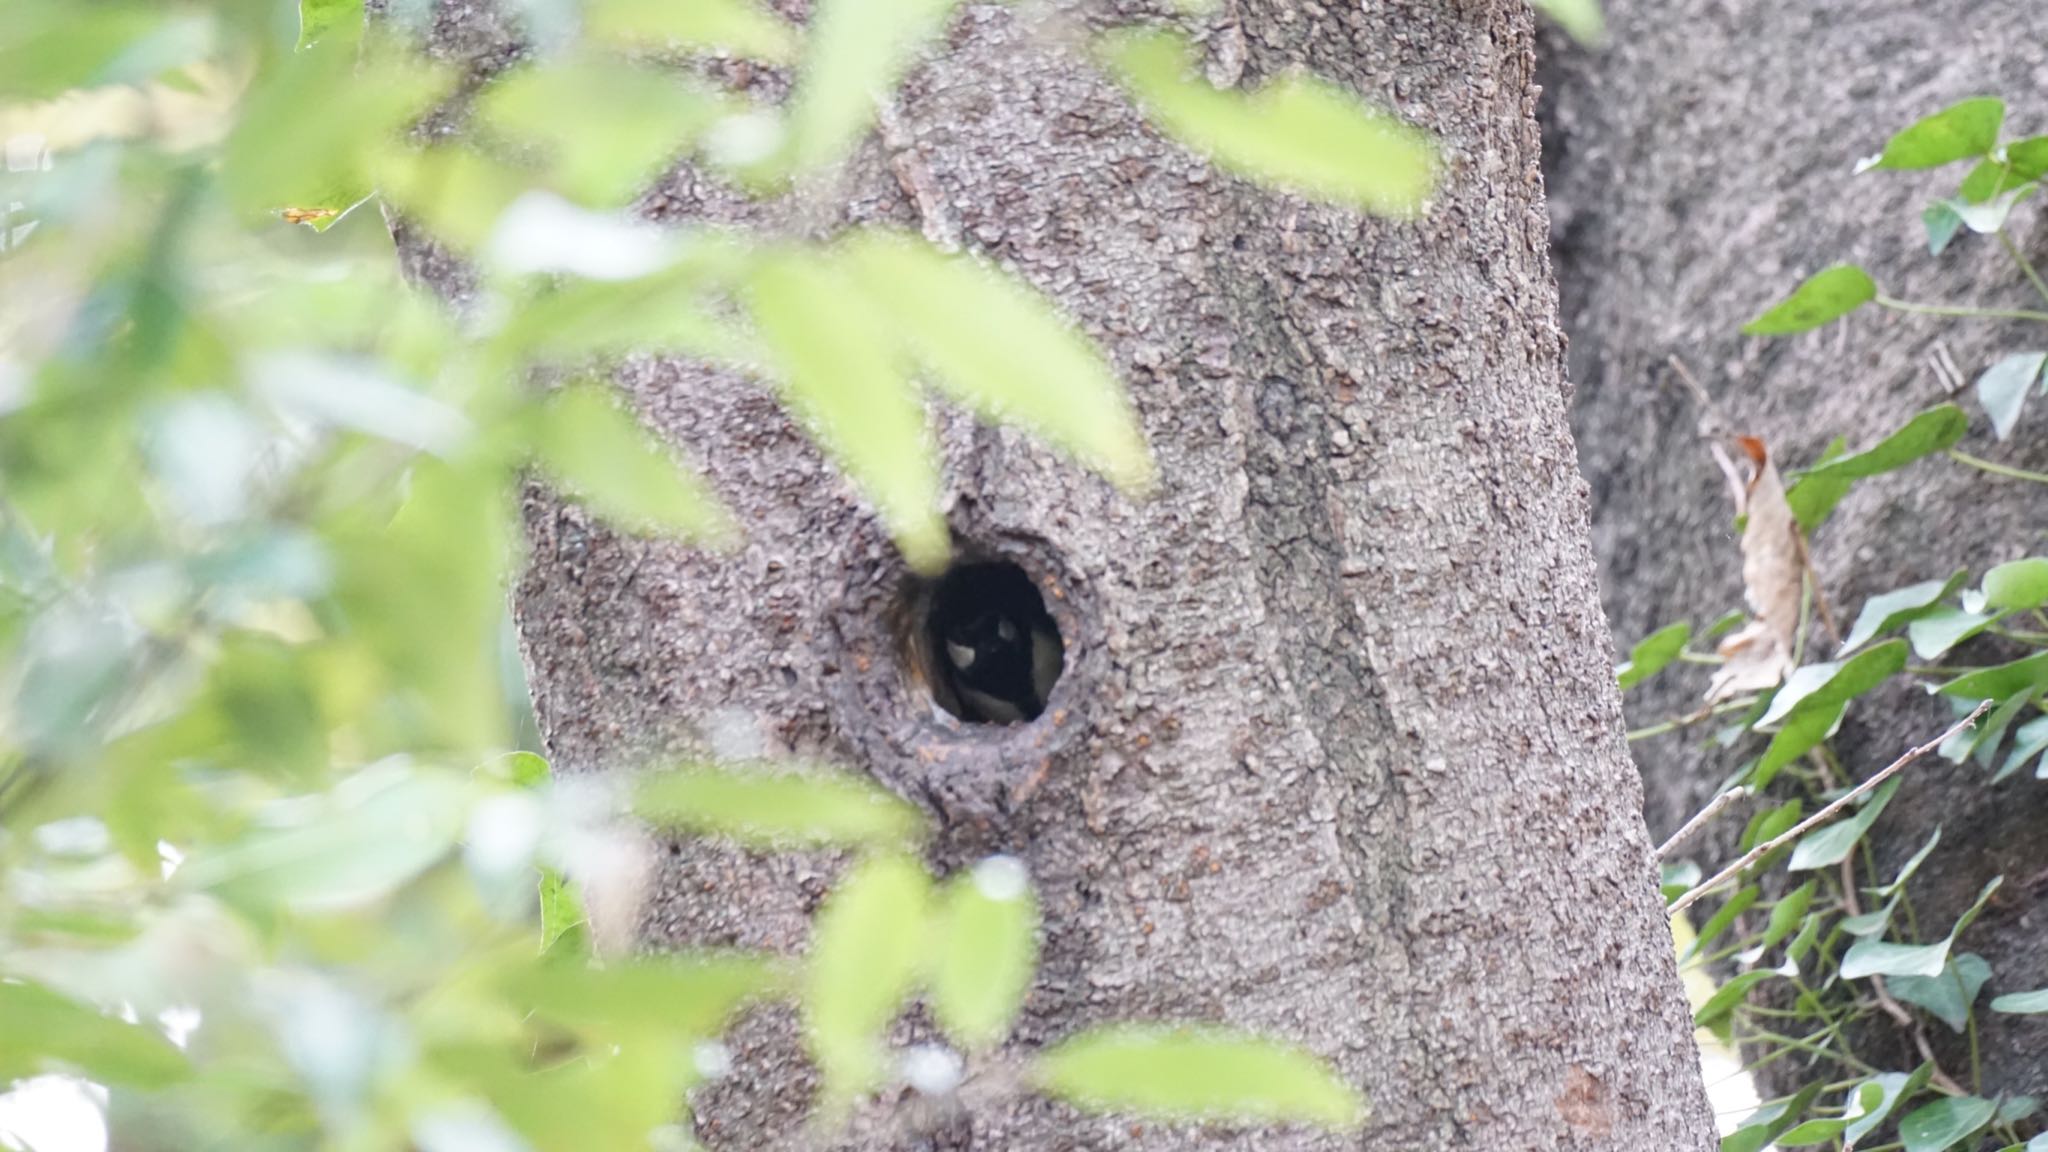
<box><xmin>906</xmin><ymin>560</ymin><xmax>1065</xmax><ymax>725</ymax></box>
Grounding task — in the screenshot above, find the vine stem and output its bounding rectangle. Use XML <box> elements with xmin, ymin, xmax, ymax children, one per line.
<box><xmin>1875</xmin><ymin>295</ymin><xmax>2048</xmax><ymax>323</ymax></box>
<box><xmin>1667</xmin><ymin>701</ymin><xmax>1992</xmax><ymax>917</ymax></box>
<box><xmin>1950</xmin><ymin>449</ymin><xmax>2048</xmax><ymax>485</ymax></box>
<box><xmin>1997</xmin><ymin>229</ymin><xmax>2048</xmax><ymax>309</ymax></box>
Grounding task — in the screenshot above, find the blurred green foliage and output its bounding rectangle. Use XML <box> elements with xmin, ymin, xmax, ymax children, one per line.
<box><xmin>0</xmin><ymin>0</ymin><xmax>1452</xmax><ymax>1146</ymax></box>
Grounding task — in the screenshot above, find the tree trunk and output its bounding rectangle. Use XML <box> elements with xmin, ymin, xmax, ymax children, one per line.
<box><xmin>1543</xmin><ymin>0</ymin><xmax>2048</xmax><ymax>1097</ymax></box>
<box><xmin>409</xmin><ymin>1</ymin><xmax>1717</xmax><ymax>1148</ymax></box>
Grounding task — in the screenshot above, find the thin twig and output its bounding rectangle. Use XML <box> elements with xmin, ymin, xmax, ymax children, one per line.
<box><xmin>1667</xmin><ymin>701</ymin><xmax>1992</xmax><ymax>917</ymax></box>
<box><xmin>1656</xmin><ymin>787</ymin><xmax>1751</xmax><ymax>861</ymax></box>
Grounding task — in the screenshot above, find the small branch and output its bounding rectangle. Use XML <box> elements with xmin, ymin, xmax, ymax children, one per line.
<box><xmin>1667</xmin><ymin>702</ymin><xmax>1992</xmax><ymax>917</ymax></box>
<box><xmin>1656</xmin><ymin>787</ymin><xmax>1751</xmax><ymax>860</ymax></box>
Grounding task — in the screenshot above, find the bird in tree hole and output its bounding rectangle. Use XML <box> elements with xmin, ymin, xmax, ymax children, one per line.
<box><xmin>905</xmin><ymin>561</ymin><xmax>1064</xmax><ymax>725</ymax></box>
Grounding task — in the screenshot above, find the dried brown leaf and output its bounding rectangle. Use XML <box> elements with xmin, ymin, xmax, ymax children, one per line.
<box><xmin>1708</xmin><ymin>436</ymin><xmax>1802</xmax><ymax>702</ymax></box>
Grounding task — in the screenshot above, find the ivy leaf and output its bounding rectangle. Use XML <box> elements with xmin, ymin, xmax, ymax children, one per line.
<box><xmin>1030</xmin><ymin>1026</ymin><xmax>1367</xmax><ymax>1129</ymax></box>
<box><xmin>1924</xmin><ymin>202</ymin><xmax>1965</xmax><ymax>255</ymax></box>
<box><xmin>1787</xmin><ymin>778</ymin><xmax>1899</xmax><ymax>871</ymax></box>
<box><xmin>1939</xmin><ymin>651</ymin><xmax>2048</xmax><ymax>701</ymax></box>
<box><xmin>1898</xmin><ymin>1094</ymin><xmax>1997</xmax><ymax>1152</ymax></box>
<box><xmin>1785</xmin><ymin>406</ymin><xmax>1969</xmax><ymax>530</ymax></box>
<box><xmin>744</xmin><ymin>250</ymin><xmax>948</xmax><ymax>571</ymax></box>
<box><xmin>1750</xmin><ymin>641</ymin><xmax>1907</xmax><ymax>788</ymax></box>
<box><xmin>2007</xmin><ymin>136</ymin><xmax>2048</xmax><ymax>181</ymax></box>
<box><xmin>1982</xmin><ymin>557</ymin><xmax>2048</xmax><ymax>610</ymax></box>
<box><xmin>1859</xmin><ymin>98</ymin><xmax>2005</xmax><ymax>172</ymax></box>
<box><xmin>1880</xmin><ymin>827</ymin><xmax>1944</xmax><ymax>897</ymax></box>
<box><xmin>838</xmin><ymin>230</ymin><xmax>1154</xmax><ymax>492</ymax></box>
<box><xmin>298</xmin><ymin>0</ymin><xmax>362</xmax><ymax>49</ymax></box>
<box><xmin>633</xmin><ymin>763</ymin><xmax>923</xmax><ymax>847</ymax></box>
<box><xmin>1998</xmin><ymin>714</ymin><xmax>2048</xmax><ymax>782</ymax></box>
<box><xmin>1758</xmin><ymin>881</ymin><xmax>1817</xmax><ymax>954</ymax></box>
<box><xmin>532</xmin><ymin>385</ymin><xmax>737</xmax><ymax>544</ymax></box>
<box><xmin>1976</xmin><ymin>352</ymin><xmax>2048</xmax><ymax>441</ymax></box>
<box><xmin>1887</xmin><ymin>953</ymin><xmax>1991</xmax><ymax>1032</ymax></box>
<box><xmin>1742</xmin><ymin>265</ymin><xmax>1876</xmax><ymax>335</ymax></box>
<box><xmin>807</xmin><ymin>854</ymin><xmax>932</xmax><ymax>1109</ymax></box>
<box><xmin>1991</xmin><ymin>988</ymin><xmax>2048</xmax><ymax>1014</ymax></box>
<box><xmin>1839</xmin><ymin>573</ymin><xmax>1966</xmax><ymax>654</ymax></box>
<box><xmin>1617</xmin><ymin>621</ymin><xmax>1692</xmax><ymax>690</ymax></box>
<box><xmin>506</xmin><ymin>953</ymin><xmax>779</xmax><ymax>1036</ymax></box>
<box><xmin>1908</xmin><ymin>606</ymin><xmax>1996</xmax><ymax>660</ymax></box>
<box><xmin>928</xmin><ymin>857</ymin><xmax>1040</xmax><ymax>1051</ymax></box>
<box><xmin>1951</xmin><ymin>186</ymin><xmax>2038</xmax><ymax>234</ymax></box>
<box><xmin>1841</xmin><ymin>938</ymin><xmax>1952</xmax><ymax>980</ymax></box>
<box><xmin>1845</xmin><ymin>1070</ymin><xmax>1930</xmax><ymax>1145</ymax></box>
<box><xmin>1102</xmin><ymin>29</ymin><xmax>1436</xmax><ymax>216</ymax></box>
<box><xmin>785</xmin><ymin>0</ymin><xmax>962</xmax><ymax>176</ymax></box>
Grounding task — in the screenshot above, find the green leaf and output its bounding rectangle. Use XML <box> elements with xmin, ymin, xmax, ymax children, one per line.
<box><xmin>1840</xmin><ymin>902</ymin><xmax>1897</xmax><ymax>937</ymax></box>
<box><xmin>1617</xmin><ymin>621</ymin><xmax>1692</xmax><ymax>690</ymax></box>
<box><xmin>838</xmin><ymin>231</ymin><xmax>1154</xmax><ymax>492</ymax></box>
<box><xmin>1531</xmin><ymin>0</ymin><xmax>1606</xmax><ymax>44</ymax></box>
<box><xmin>1880</xmin><ymin>827</ymin><xmax>1944</xmax><ymax>897</ymax></box>
<box><xmin>507</xmin><ymin>953</ymin><xmax>778</xmax><ymax>1036</ymax></box>
<box><xmin>744</xmin><ymin>250</ymin><xmax>947</xmax><ymax>571</ymax></box>
<box><xmin>1939</xmin><ymin>651</ymin><xmax>2048</xmax><ymax>700</ymax></box>
<box><xmin>1956</xmin><ymin>689</ymin><xmax>2036</xmax><ymax>769</ymax></box>
<box><xmin>1839</xmin><ymin>573</ymin><xmax>1966</xmax><ymax>654</ymax></box>
<box><xmin>1899</xmin><ymin>1094</ymin><xmax>1997</xmax><ymax>1152</ymax></box>
<box><xmin>1030</xmin><ymin>1026</ymin><xmax>1366</xmax><ymax>1129</ymax></box>
<box><xmin>1775</xmin><ymin>1115</ymin><xmax>1853</xmax><ymax>1147</ymax></box>
<box><xmin>1758</xmin><ymin>880</ymin><xmax>1815</xmax><ymax>954</ymax></box>
<box><xmin>1888</xmin><ymin>953</ymin><xmax>1991</xmax><ymax>1032</ymax></box>
<box><xmin>1842</xmin><ymin>938</ymin><xmax>1952</xmax><ymax>980</ymax></box>
<box><xmin>1102</xmin><ymin>30</ymin><xmax>1436</xmax><ymax>216</ymax></box>
<box><xmin>177</xmin><ymin>765</ymin><xmax>472</xmax><ymax>911</ymax></box>
<box><xmin>538</xmin><ymin>868</ymin><xmax>588</xmax><ymax>957</ymax></box>
<box><xmin>1783</xmin><ymin>912</ymin><xmax>1822</xmax><ymax>968</ymax></box>
<box><xmin>807</xmin><ymin>854</ymin><xmax>932</xmax><ymax>1108</ymax></box>
<box><xmin>928</xmin><ymin>857</ymin><xmax>1039</xmax><ymax>1051</ymax></box>
<box><xmin>1924</xmin><ymin>201</ymin><xmax>1965</xmax><ymax>255</ymax></box>
<box><xmin>1682</xmin><ymin>885</ymin><xmax>1760</xmax><ymax>964</ymax></box>
<box><xmin>298</xmin><ymin>0</ymin><xmax>362</xmax><ymax>49</ymax></box>
<box><xmin>479</xmin><ymin>56</ymin><xmax>729</xmax><ymax>207</ymax></box>
<box><xmin>1786</xmin><ymin>406</ymin><xmax>1969</xmax><ymax>531</ymax></box>
<box><xmin>1991</xmin><ymin>988</ymin><xmax>2048</xmax><ymax>1014</ymax></box>
<box><xmin>532</xmin><ymin>385</ymin><xmax>736</xmax><ymax>544</ymax></box>
<box><xmin>2007</xmin><ymin>136</ymin><xmax>2048</xmax><ymax>181</ymax></box>
<box><xmin>1976</xmin><ymin>352</ymin><xmax>2048</xmax><ymax>441</ymax></box>
<box><xmin>1751</xmin><ymin>641</ymin><xmax>1907</xmax><ymax>788</ymax></box>
<box><xmin>1999</xmin><ymin>714</ymin><xmax>2048</xmax><ymax>782</ymax></box>
<box><xmin>1846</xmin><ymin>1071</ymin><xmax>1927</xmax><ymax>1145</ymax></box>
<box><xmin>585</xmin><ymin>0</ymin><xmax>799</xmax><ymax>62</ymax></box>
<box><xmin>0</xmin><ymin>979</ymin><xmax>191</xmax><ymax>1088</ymax></box>
<box><xmin>1983</xmin><ymin>557</ymin><xmax>2048</xmax><ymax>610</ymax></box>
<box><xmin>1788</xmin><ymin>779</ymin><xmax>1899</xmax><ymax>871</ymax></box>
<box><xmin>633</xmin><ymin>763</ymin><xmax>922</xmax><ymax>847</ymax></box>
<box><xmin>1694</xmin><ymin>970</ymin><xmax>1778</xmax><ymax>1030</ymax></box>
<box><xmin>1862</xmin><ymin>98</ymin><xmax>2004</xmax><ymax>172</ymax></box>
<box><xmin>1909</xmin><ymin>606</ymin><xmax>1996</xmax><ymax>660</ymax></box>
<box><xmin>1742</xmin><ymin>265</ymin><xmax>1877</xmax><ymax>335</ymax></box>
<box><xmin>376</xmin><ymin>147</ymin><xmax>530</xmax><ymax>254</ymax></box>
<box><xmin>785</xmin><ymin>0</ymin><xmax>962</xmax><ymax>176</ymax></box>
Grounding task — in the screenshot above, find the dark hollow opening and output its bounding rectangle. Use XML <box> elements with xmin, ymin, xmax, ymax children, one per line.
<box><xmin>903</xmin><ymin>561</ymin><xmax>1066</xmax><ymax>725</ymax></box>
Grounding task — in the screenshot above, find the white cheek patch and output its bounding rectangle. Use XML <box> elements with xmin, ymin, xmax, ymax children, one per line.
<box><xmin>946</xmin><ymin>639</ymin><xmax>977</xmax><ymax>670</ymax></box>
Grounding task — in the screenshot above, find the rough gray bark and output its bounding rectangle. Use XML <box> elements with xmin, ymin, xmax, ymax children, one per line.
<box><xmin>1543</xmin><ymin>0</ymin><xmax>2048</xmax><ymax>1097</ymax></box>
<box><xmin>407</xmin><ymin>1</ymin><xmax>1718</xmax><ymax>1148</ymax></box>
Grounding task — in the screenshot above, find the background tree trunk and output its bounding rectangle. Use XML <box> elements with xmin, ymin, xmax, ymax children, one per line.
<box><xmin>1542</xmin><ymin>0</ymin><xmax>2048</xmax><ymax>1096</ymax></box>
<box><xmin>410</xmin><ymin>1</ymin><xmax>1717</xmax><ymax>1147</ymax></box>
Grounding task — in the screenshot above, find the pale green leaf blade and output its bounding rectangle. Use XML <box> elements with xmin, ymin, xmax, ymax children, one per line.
<box><xmin>1617</xmin><ymin>621</ymin><xmax>1691</xmax><ymax>690</ymax></box>
<box><xmin>1976</xmin><ymin>352</ymin><xmax>2047</xmax><ymax>441</ymax></box>
<box><xmin>1787</xmin><ymin>779</ymin><xmax>1899</xmax><ymax>871</ymax></box>
<box><xmin>1030</xmin><ymin>1026</ymin><xmax>1366</xmax><ymax>1129</ymax></box>
<box><xmin>928</xmin><ymin>856</ymin><xmax>1039</xmax><ymax>1051</ymax></box>
<box><xmin>1841</xmin><ymin>938</ymin><xmax>1951</xmax><ymax>980</ymax></box>
<box><xmin>1939</xmin><ymin>651</ymin><xmax>2048</xmax><ymax>700</ymax></box>
<box><xmin>298</xmin><ymin>0</ymin><xmax>362</xmax><ymax>49</ymax></box>
<box><xmin>478</xmin><ymin>55</ymin><xmax>729</xmax><ymax>206</ymax></box>
<box><xmin>1532</xmin><ymin>0</ymin><xmax>1605</xmax><ymax>45</ymax></box>
<box><xmin>0</xmin><ymin>980</ymin><xmax>192</xmax><ymax>1088</ymax></box>
<box><xmin>633</xmin><ymin>763</ymin><xmax>923</xmax><ymax>847</ymax></box>
<box><xmin>744</xmin><ymin>251</ymin><xmax>947</xmax><ymax>570</ymax></box>
<box><xmin>1742</xmin><ymin>265</ymin><xmax>1876</xmax><ymax>335</ymax></box>
<box><xmin>1982</xmin><ymin>557</ymin><xmax>2048</xmax><ymax>610</ymax></box>
<box><xmin>786</xmin><ymin>0</ymin><xmax>961</xmax><ymax>175</ymax></box>
<box><xmin>506</xmin><ymin>953</ymin><xmax>780</xmax><ymax>1035</ymax></box>
<box><xmin>1898</xmin><ymin>1095</ymin><xmax>1997</xmax><ymax>1152</ymax></box>
<box><xmin>1845</xmin><ymin>1072</ymin><xmax>1923</xmax><ymax>1144</ymax></box>
<box><xmin>1102</xmin><ymin>30</ymin><xmax>1436</xmax><ymax>216</ymax></box>
<box><xmin>1839</xmin><ymin>573</ymin><xmax>1965</xmax><ymax>655</ymax></box>
<box><xmin>1991</xmin><ymin>988</ymin><xmax>2048</xmax><ymax>1014</ymax></box>
<box><xmin>807</xmin><ymin>854</ymin><xmax>933</xmax><ymax>1109</ymax></box>
<box><xmin>839</xmin><ymin>230</ymin><xmax>1154</xmax><ymax>491</ymax></box>
<box><xmin>1863</xmin><ymin>98</ymin><xmax>2004</xmax><ymax>172</ymax></box>
<box><xmin>533</xmin><ymin>385</ymin><xmax>737</xmax><ymax>543</ymax></box>
<box><xmin>586</xmin><ymin>0</ymin><xmax>799</xmax><ymax>62</ymax></box>
<box><xmin>1909</xmin><ymin>606</ymin><xmax>1996</xmax><ymax>660</ymax></box>
<box><xmin>1887</xmin><ymin>953</ymin><xmax>1990</xmax><ymax>1032</ymax></box>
